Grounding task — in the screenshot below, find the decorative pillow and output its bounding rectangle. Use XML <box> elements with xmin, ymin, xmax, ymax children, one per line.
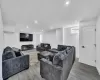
<box><xmin>60</xmin><ymin>50</ymin><xmax>67</xmax><ymax>60</ymax></box>
<box><xmin>66</xmin><ymin>47</ymin><xmax>72</xmax><ymax>54</ymax></box>
<box><xmin>53</xmin><ymin>51</ymin><xmax>67</xmax><ymax>66</ymax></box>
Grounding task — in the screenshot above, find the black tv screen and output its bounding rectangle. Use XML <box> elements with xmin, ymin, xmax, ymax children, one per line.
<box><xmin>20</xmin><ymin>33</ymin><xmax>33</xmax><ymax>41</ymax></box>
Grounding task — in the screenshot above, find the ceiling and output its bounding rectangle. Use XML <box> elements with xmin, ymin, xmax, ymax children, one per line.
<box><xmin>1</xmin><ymin>0</ymin><xmax>100</xmax><ymax>32</ymax></box>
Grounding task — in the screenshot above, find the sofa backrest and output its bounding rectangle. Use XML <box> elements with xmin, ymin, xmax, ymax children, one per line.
<box><xmin>2</xmin><ymin>47</ymin><xmax>16</xmax><ymax>61</ymax></box>
<box><xmin>52</xmin><ymin>46</ymin><xmax>75</xmax><ymax>67</ymax></box>
<box><xmin>62</xmin><ymin>46</ymin><xmax>75</xmax><ymax>80</ymax></box>
<box><xmin>57</xmin><ymin>45</ymin><xmax>67</xmax><ymax>51</ymax></box>
<box><xmin>40</xmin><ymin>43</ymin><xmax>51</xmax><ymax>48</ymax></box>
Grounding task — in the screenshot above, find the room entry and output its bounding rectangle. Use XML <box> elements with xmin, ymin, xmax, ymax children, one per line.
<box><xmin>79</xmin><ymin>26</ymin><xmax>96</xmax><ymax>66</ymax></box>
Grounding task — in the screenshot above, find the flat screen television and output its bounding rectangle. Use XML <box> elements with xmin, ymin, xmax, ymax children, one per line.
<box><xmin>20</xmin><ymin>33</ymin><xmax>33</xmax><ymax>41</ymax></box>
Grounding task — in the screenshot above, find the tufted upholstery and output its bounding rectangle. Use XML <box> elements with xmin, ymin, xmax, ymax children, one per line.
<box><xmin>2</xmin><ymin>47</ymin><xmax>16</xmax><ymax>61</ymax></box>
<box><xmin>36</xmin><ymin>43</ymin><xmax>51</xmax><ymax>52</ymax></box>
<box><xmin>53</xmin><ymin>51</ymin><xmax>67</xmax><ymax>67</ymax></box>
<box><xmin>2</xmin><ymin>47</ymin><xmax>29</xmax><ymax>80</ymax></box>
<box><xmin>40</xmin><ymin>46</ymin><xmax>75</xmax><ymax>80</ymax></box>
<box><xmin>57</xmin><ymin>45</ymin><xmax>67</xmax><ymax>51</ymax></box>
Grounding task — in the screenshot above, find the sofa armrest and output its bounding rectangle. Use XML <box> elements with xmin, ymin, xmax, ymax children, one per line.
<box><xmin>41</xmin><ymin>58</ymin><xmax>62</xmax><ymax>70</ymax></box>
<box><xmin>40</xmin><ymin>58</ymin><xmax>62</xmax><ymax>80</ymax></box>
<box><xmin>2</xmin><ymin>55</ymin><xmax>29</xmax><ymax>79</ymax></box>
<box><xmin>51</xmin><ymin>48</ymin><xmax>58</xmax><ymax>50</ymax></box>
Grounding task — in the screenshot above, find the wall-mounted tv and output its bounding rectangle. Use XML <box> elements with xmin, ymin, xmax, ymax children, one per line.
<box><xmin>20</xmin><ymin>33</ymin><xmax>33</xmax><ymax>42</ymax></box>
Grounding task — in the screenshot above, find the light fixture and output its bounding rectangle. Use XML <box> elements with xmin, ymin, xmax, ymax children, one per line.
<box><xmin>66</xmin><ymin>1</ymin><xmax>70</xmax><ymax>5</ymax></box>
<box><xmin>50</xmin><ymin>27</ymin><xmax>53</xmax><ymax>29</ymax></box>
<box><xmin>26</xmin><ymin>26</ymin><xmax>29</xmax><ymax>28</ymax></box>
<box><xmin>65</xmin><ymin>0</ymin><xmax>71</xmax><ymax>6</ymax></box>
<box><xmin>34</xmin><ymin>20</ymin><xmax>38</xmax><ymax>24</ymax></box>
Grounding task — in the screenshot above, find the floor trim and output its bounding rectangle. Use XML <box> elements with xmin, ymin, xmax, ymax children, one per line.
<box><xmin>96</xmin><ymin>65</ymin><xmax>100</xmax><ymax>75</ymax></box>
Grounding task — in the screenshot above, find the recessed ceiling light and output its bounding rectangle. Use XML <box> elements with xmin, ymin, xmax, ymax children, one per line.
<box><xmin>66</xmin><ymin>1</ymin><xmax>70</xmax><ymax>5</ymax></box>
<box><xmin>50</xmin><ymin>27</ymin><xmax>53</xmax><ymax>29</ymax></box>
<box><xmin>65</xmin><ymin>0</ymin><xmax>71</xmax><ymax>6</ymax></box>
<box><xmin>26</xmin><ymin>26</ymin><xmax>29</xmax><ymax>28</ymax></box>
<box><xmin>34</xmin><ymin>20</ymin><xmax>38</xmax><ymax>24</ymax></box>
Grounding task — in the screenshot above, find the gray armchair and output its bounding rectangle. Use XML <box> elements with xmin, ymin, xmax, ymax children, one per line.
<box><xmin>40</xmin><ymin>46</ymin><xmax>75</xmax><ymax>80</ymax></box>
<box><xmin>2</xmin><ymin>47</ymin><xmax>29</xmax><ymax>80</ymax></box>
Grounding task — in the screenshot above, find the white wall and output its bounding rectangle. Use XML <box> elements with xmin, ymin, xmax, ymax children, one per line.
<box><xmin>42</xmin><ymin>30</ymin><xmax>57</xmax><ymax>48</ymax></box>
<box><xmin>64</xmin><ymin>28</ymin><xmax>76</xmax><ymax>45</ymax></box>
<box><xmin>96</xmin><ymin>16</ymin><xmax>100</xmax><ymax>74</ymax></box>
<box><xmin>41</xmin><ymin>28</ymin><xmax>79</xmax><ymax>58</ymax></box>
<box><xmin>56</xmin><ymin>28</ymin><xmax>63</xmax><ymax>44</ymax></box>
<box><xmin>3</xmin><ymin>26</ymin><xmax>35</xmax><ymax>49</ymax></box>
<box><xmin>63</xmin><ymin>27</ymin><xmax>79</xmax><ymax>58</ymax></box>
<box><xmin>35</xmin><ymin>34</ymin><xmax>40</xmax><ymax>46</ymax></box>
<box><xmin>0</xmin><ymin>8</ymin><xmax>4</xmax><ymax>80</ymax></box>
<box><xmin>76</xmin><ymin>33</ymin><xmax>79</xmax><ymax>58</ymax></box>
<box><xmin>4</xmin><ymin>32</ymin><xmax>34</xmax><ymax>49</ymax></box>
<box><xmin>41</xmin><ymin>28</ymin><xmax>63</xmax><ymax>48</ymax></box>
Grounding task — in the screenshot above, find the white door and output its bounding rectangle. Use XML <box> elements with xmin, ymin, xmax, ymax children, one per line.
<box><xmin>79</xmin><ymin>26</ymin><xmax>96</xmax><ymax>66</ymax></box>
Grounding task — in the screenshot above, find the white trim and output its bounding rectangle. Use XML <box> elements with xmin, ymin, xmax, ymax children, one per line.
<box><xmin>97</xmin><ymin>68</ymin><xmax>100</xmax><ymax>75</ymax></box>
<box><xmin>96</xmin><ymin>64</ymin><xmax>100</xmax><ymax>75</ymax></box>
<box><xmin>62</xmin><ymin>28</ymin><xmax>65</xmax><ymax>45</ymax></box>
<box><xmin>40</xmin><ymin>34</ymin><xmax>43</xmax><ymax>43</ymax></box>
<box><xmin>0</xmin><ymin>8</ymin><xmax>4</xmax><ymax>80</ymax></box>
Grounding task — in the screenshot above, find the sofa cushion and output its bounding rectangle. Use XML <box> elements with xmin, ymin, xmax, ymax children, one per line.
<box><xmin>66</xmin><ymin>46</ymin><xmax>72</xmax><ymax>54</ymax></box>
<box><xmin>37</xmin><ymin>43</ymin><xmax>51</xmax><ymax>52</ymax></box>
<box><xmin>41</xmin><ymin>43</ymin><xmax>44</xmax><ymax>47</ymax></box>
<box><xmin>57</xmin><ymin>45</ymin><xmax>67</xmax><ymax>51</ymax></box>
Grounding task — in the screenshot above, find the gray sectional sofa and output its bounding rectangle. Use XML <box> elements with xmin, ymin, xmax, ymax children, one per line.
<box><xmin>40</xmin><ymin>46</ymin><xmax>75</xmax><ymax>80</ymax></box>
<box><xmin>2</xmin><ymin>47</ymin><xmax>29</xmax><ymax>80</ymax></box>
<box><xmin>36</xmin><ymin>43</ymin><xmax>51</xmax><ymax>52</ymax></box>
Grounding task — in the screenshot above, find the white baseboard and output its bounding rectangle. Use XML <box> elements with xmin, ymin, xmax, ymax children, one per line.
<box><xmin>96</xmin><ymin>65</ymin><xmax>100</xmax><ymax>75</ymax></box>
<box><xmin>79</xmin><ymin>59</ymin><xmax>95</xmax><ymax>67</ymax></box>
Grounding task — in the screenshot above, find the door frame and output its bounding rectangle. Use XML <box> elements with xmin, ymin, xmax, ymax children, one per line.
<box><xmin>79</xmin><ymin>25</ymin><xmax>96</xmax><ymax>66</ymax></box>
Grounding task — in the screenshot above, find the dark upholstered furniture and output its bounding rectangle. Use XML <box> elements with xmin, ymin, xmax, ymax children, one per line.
<box><xmin>49</xmin><ymin>45</ymin><xmax>69</xmax><ymax>52</ymax></box>
<box><xmin>2</xmin><ymin>47</ymin><xmax>29</xmax><ymax>80</ymax></box>
<box><xmin>36</xmin><ymin>43</ymin><xmax>51</xmax><ymax>52</ymax></box>
<box><xmin>21</xmin><ymin>44</ymin><xmax>34</xmax><ymax>51</ymax></box>
<box><xmin>40</xmin><ymin>46</ymin><xmax>75</xmax><ymax>80</ymax></box>
<box><xmin>38</xmin><ymin>51</ymin><xmax>55</xmax><ymax>61</ymax></box>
